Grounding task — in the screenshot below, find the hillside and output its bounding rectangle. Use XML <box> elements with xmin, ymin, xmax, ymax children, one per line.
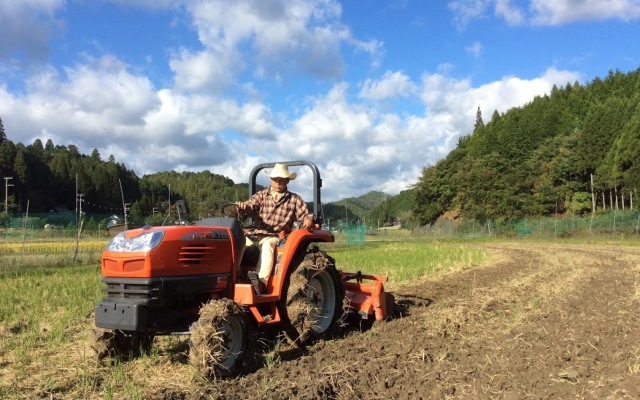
<box><xmin>413</xmin><ymin>68</ymin><xmax>640</xmax><ymax>224</ymax></box>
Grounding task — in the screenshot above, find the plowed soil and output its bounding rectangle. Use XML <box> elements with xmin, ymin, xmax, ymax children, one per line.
<box><xmin>191</xmin><ymin>242</ymin><xmax>640</xmax><ymax>400</ymax></box>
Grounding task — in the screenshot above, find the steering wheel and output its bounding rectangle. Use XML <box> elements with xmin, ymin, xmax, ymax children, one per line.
<box><xmin>221</xmin><ymin>202</ymin><xmax>255</xmax><ymax>228</ymax></box>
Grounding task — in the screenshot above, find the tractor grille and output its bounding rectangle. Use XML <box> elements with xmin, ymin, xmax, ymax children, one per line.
<box><xmin>100</xmin><ymin>275</ymin><xmax>229</xmax><ymax>307</ymax></box>
<box><xmin>178</xmin><ymin>244</ymin><xmax>215</xmax><ymax>267</ymax></box>
<box><xmin>104</xmin><ymin>280</ymin><xmax>159</xmax><ymax>300</ymax></box>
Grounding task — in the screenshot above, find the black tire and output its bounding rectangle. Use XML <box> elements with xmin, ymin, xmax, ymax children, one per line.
<box><xmin>92</xmin><ymin>328</ymin><xmax>154</xmax><ymax>361</ymax></box>
<box><xmin>278</xmin><ymin>247</ymin><xmax>345</xmax><ymax>345</ymax></box>
<box><xmin>189</xmin><ymin>298</ymin><xmax>246</xmax><ymax>379</ymax></box>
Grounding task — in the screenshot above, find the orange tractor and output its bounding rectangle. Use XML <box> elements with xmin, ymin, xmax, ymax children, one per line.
<box><xmin>94</xmin><ymin>160</ymin><xmax>392</xmax><ymax>377</ymax></box>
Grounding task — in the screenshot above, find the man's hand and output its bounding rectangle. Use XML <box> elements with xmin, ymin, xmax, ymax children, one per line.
<box><xmin>301</xmin><ymin>215</ymin><xmax>313</xmax><ymax>229</ymax></box>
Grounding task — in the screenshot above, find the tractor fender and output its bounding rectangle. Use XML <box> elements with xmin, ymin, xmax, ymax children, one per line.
<box><xmin>269</xmin><ymin>229</ymin><xmax>334</xmax><ymax>297</ymax></box>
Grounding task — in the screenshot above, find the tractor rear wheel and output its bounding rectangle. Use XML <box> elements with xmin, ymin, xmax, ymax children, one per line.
<box><xmin>278</xmin><ymin>247</ymin><xmax>345</xmax><ymax>345</ymax></box>
<box><xmin>189</xmin><ymin>298</ymin><xmax>246</xmax><ymax>379</ymax></box>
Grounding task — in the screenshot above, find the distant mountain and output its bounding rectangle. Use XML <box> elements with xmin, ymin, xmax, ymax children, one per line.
<box><xmin>321</xmin><ymin>191</ymin><xmax>392</xmax><ymax>223</ymax></box>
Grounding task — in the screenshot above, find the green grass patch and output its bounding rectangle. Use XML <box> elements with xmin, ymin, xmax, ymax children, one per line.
<box><xmin>0</xmin><ymin>264</ymin><xmax>102</xmax><ymax>367</ymax></box>
<box><xmin>327</xmin><ymin>240</ymin><xmax>485</xmax><ymax>287</ymax></box>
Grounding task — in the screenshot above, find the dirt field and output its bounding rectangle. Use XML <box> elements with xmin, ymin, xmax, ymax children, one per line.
<box><xmin>189</xmin><ymin>242</ymin><xmax>640</xmax><ymax>400</ymax></box>
<box><xmin>4</xmin><ymin>242</ymin><xmax>640</xmax><ymax>399</ymax></box>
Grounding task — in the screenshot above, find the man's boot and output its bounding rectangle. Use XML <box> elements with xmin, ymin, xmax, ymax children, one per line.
<box><xmin>247</xmin><ymin>271</ymin><xmax>262</xmax><ymax>295</ymax></box>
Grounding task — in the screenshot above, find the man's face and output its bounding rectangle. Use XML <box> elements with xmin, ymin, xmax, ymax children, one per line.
<box><xmin>270</xmin><ymin>177</ymin><xmax>289</xmax><ymax>192</ymax></box>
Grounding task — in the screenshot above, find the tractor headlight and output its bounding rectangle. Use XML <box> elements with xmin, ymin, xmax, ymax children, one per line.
<box><xmin>106</xmin><ymin>230</ymin><xmax>165</xmax><ymax>252</ymax></box>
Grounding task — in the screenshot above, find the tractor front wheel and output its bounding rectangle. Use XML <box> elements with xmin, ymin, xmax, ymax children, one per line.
<box><xmin>189</xmin><ymin>298</ymin><xmax>246</xmax><ymax>379</ymax></box>
<box><xmin>92</xmin><ymin>328</ymin><xmax>154</xmax><ymax>361</ymax></box>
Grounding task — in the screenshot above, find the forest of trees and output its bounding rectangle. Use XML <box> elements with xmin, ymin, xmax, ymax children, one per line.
<box><xmin>412</xmin><ymin>68</ymin><xmax>640</xmax><ymax>225</ymax></box>
<box><xmin>1</xmin><ymin>67</ymin><xmax>639</xmax><ymax>229</ymax></box>
<box><xmin>0</xmin><ymin>129</ymin><xmax>140</xmax><ymax>216</ymax></box>
<box><xmin>0</xmin><ymin>118</ymin><xmax>251</xmax><ymax>225</ymax></box>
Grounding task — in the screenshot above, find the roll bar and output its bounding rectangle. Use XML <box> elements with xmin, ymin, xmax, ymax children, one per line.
<box><xmin>249</xmin><ymin>160</ymin><xmax>323</xmax><ymax>224</ymax></box>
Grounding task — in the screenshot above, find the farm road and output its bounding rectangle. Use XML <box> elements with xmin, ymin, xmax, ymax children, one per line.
<box><xmin>199</xmin><ymin>242</ymin><xmax>640</xmax><ymax>400</ymax></box>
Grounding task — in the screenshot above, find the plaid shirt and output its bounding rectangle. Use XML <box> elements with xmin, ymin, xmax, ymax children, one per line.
<box><xmin>241</xmin><ymin>188</ymin><xmax>312</xmax><ymax>236</ymax></box>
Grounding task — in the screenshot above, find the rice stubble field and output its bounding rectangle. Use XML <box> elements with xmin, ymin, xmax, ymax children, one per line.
<box><xmin>1</xmin><ymin>240</ymin><xmax>639</xmax><ymax>399</ymax></box>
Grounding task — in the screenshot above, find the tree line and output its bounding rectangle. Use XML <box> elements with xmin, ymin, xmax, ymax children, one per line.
<box><xmin>0</xmin><ymin>116</ymin><xmax>410</xmax><ymax>227</ymax></box>
<box><xmin>0</xmin><ymin>123</ymin><xmax>248</xmax><ymax>225</ymax></box>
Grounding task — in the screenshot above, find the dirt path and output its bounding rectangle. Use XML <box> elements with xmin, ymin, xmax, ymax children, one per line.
<box><xmin>186</xmin><ymin>243</ymin><xmax>640</xmax><ymax>400</ymax></box>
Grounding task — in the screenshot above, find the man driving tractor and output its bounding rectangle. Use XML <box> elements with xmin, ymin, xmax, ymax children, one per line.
<box><xmin>236</xmin><ymin>163</ymin><xmax>314</xmax><ymax>294</ymax></box>
<box><xmin>94</xmin><ymin>160</ymin><xmax>391</xmax><ymax>378</ymax></box>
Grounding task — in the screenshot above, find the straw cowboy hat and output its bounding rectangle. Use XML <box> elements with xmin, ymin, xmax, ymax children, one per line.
<box><xmin>266</xmin><ymin>163</ymin><xmax>297</xmax><ymax>180</ymax></box>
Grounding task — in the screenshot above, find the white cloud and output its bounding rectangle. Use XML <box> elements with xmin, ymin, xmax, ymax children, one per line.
<box><xmin>179</xmin><ymin>95</ymin><xmax>277</xmax><ymax>138</ymax></box>
<box><xmin>269</xmin><ymin>67</ymin><xmax>582</xmax><ymax>200</ymax></box>
<box><xmin>530</xmin><ymin>0</ymin><xmax>640</xmax><ymax>25</ymax></box>
<box><xmin>343</xmin><ymin>34</ymin><xmax>385</xmax><ymax>71</ymax></box>
<box><xmin>494</xmin><ymin>0</ymin><xmax>525</xmax><ymax>25</ymax></box>
<box><xmin>1</xmin><ymin>56</ymin><xmax>159</xmax><ymax>147</ymax></box>
<box><xmin>449</xmin><ymin>0</ymin><xmax>492</xmax><ymax>30</ymax></box>
<box><xmin>169</xmin><ymin>48</ymin><xmax>241</xmax><ymax>92</ymax></box>
<box><xmin>420</xmin><ymin>67</ymin><xmax>581</xmax><ymax>137</ymax></box>
<box><xmin>167</xmin><ymin>0</ymin><xmax>379</xmax><ymax>91</ymax></box>
<box><xmin>0</xmin><ymin>0</ymin><xmax>65</xmax><ymax>62</ymax></box>
<box><xmin>105</xmin><ymin>0</ymin><xmax>179</xmax><ymax>9</ymax></box>
<box><xmin>449</xmin><ymin>0</ymin><xmax>640</xmax><ymax>27</ymax></box>
<box><xmin>359</xmin><ymin>71</ymin><xmax>417</xmax><ymax>100</ymax></box>
<box><xmin>464</xmin><ymin>41</ymin><xmax>484</xmax><ymax>58</ymax></box>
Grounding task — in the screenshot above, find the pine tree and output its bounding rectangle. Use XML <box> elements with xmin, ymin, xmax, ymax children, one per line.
<box><xmin>91</xmin><ymin>148</ymin><xmax>101</xmax><ymax>161</ymax></box>
<box><xmin>474</xmin><ymin>106</ymin><xmax>484</xmax><ymax>131</ymax></box>
<box><xmin>0</xmin><ymin>140</ymin><xmax>16</xmax><ymax>175</ymax></box>
<box><xmin>0</xmin><ymin>116</ymin><xmax>5</xmax><ymax>143</ymax></box>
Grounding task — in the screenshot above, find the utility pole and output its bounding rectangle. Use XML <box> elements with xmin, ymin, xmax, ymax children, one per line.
<box><xmin>77</xmin><ymin>193</ymin><xmax>85</xmax><ymax>220</ymax></box>
<box><xmin>124</xmin><ymin>203</ymin><xmax>130</xmax><ymax>227</ymax></box>
<box><xmin>4</xmin><ymin>176</ymin><xmax>13</xmax><ymax>215</ymax></box>
<box><xmin>74</xmin><ymin>195</ymin><xmax>84</xmax><ymax>264</ymax></box>
<box><xmin>75</xmin><ymin>173</ymin><xmax>79</xmax><ymax>229</ymax></box>
<box><xmin>118</xmin><ymin>179</ymin><xmax>129</xmax><ymax>228</ymax></box>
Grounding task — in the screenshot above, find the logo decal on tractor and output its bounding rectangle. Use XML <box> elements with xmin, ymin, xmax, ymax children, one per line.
<box><xmin>186</xmin><ymin>231</ymin><xmax>230</xmax><ymax>240</ymax></box>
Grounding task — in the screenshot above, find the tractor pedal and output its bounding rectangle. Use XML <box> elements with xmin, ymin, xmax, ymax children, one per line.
<box><xmin>247</xmin><ymin>271</ymin><xmax>262</xmax><ymax>295</ymax></box>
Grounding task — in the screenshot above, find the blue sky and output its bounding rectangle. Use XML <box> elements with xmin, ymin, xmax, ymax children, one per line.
<box><xmin>1</xmin><ymin>0</ymin><xmax>639</xmax><ymax>202</ymax></box>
